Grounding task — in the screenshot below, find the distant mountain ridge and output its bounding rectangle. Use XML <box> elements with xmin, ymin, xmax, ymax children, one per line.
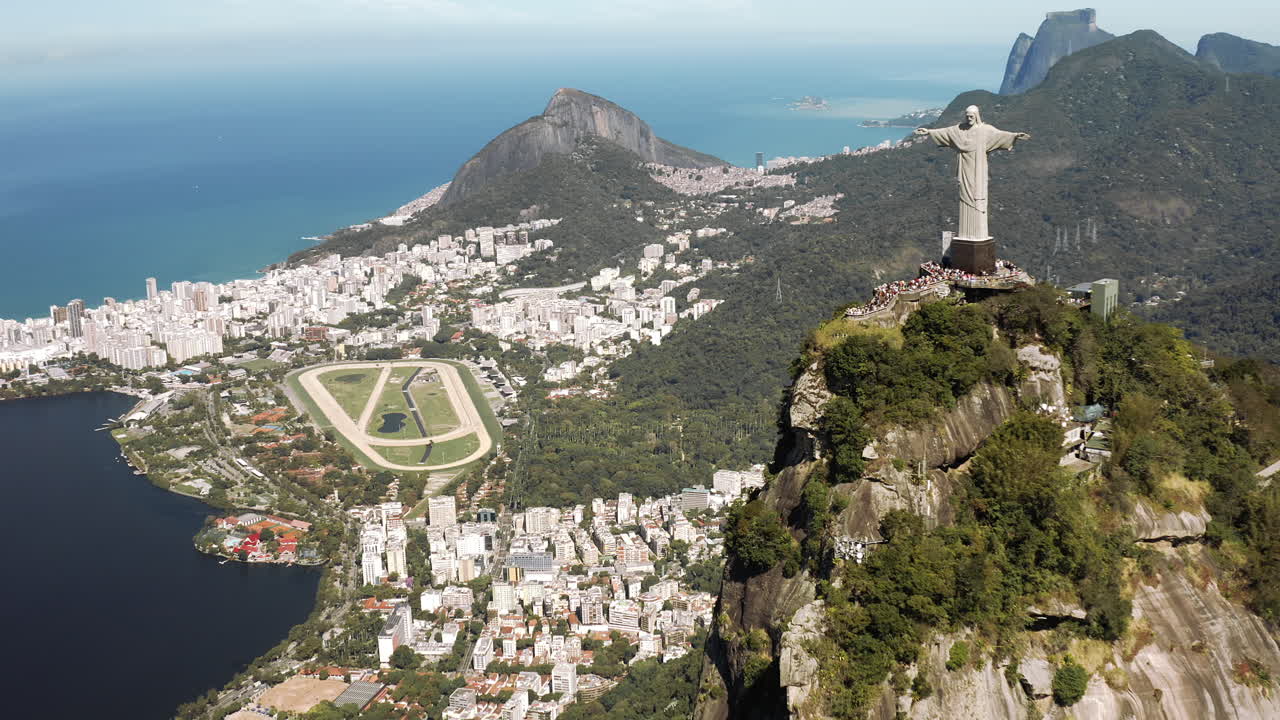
<box><xmin>439</xmin><ymin>88</ymin><xmax>725</xmax><ymax>206</ymax></box>
<box><xmin>1196</xmin><ymin>33</ymin><xmax>1280</xmax><ymax>77</ymax></box>
<box><xmin>1000</xmin><ymin>8</ymin><xmax>1114</xmax><ymax>94</ymax></box>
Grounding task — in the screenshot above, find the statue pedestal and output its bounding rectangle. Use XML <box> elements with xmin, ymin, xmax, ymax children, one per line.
<box><xmin>947</xmin><ymin>237</ymin><xmax>996</xmax><ymax>275</ymax></box>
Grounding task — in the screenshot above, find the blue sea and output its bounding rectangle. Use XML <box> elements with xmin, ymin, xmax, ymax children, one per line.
<box><xmin>0</xmin><ymin>43</ymin><xmax>1006</xmax><ymax>320</ymax></box>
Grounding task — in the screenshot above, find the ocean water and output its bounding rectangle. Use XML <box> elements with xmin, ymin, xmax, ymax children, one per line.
<box><xmin>0</xmin><ymin>44</ymin><xmax>1005</xmax><ymax>320</ymax></box>
<box><xmin>0</xmin><ymin>392</ymin><xmax>320</xmax><ymax>720</ymax></box>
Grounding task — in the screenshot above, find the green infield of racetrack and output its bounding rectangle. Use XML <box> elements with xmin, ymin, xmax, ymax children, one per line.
<box><xmin>372</xmin><ymin>432</ymin><xmax>481</xmax><ymax>467</ymax></box>
<box><xmin>364</xmin><ymin>369</ymin><xmax>423</xmax><ymax>440</ymax></box>
<box><xmin>316</xmin><ymin>368</ymin><xmax>381</xmax><ymax>422</ymax></box>
<box><xmin>409</xmin><ymin>375</ymin><xmax>461</xmax><ymax>435</ymax></box>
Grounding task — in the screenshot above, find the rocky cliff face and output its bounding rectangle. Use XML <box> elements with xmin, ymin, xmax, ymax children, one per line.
<box><xmin>700</xmin><ymin>335</ymin><xmax>1280</xmax><ymax>720</ymax></box>
<box><xmin>1000</xmin><ymin>34</ymin><xmax>1035</xmax><ymax>95</ymax></box>
<box><xmin>872</xmin><ymin>543</ymin><xmax>1280</xmax><ymax>720</ymax></box>
<box><xmin>698</xmin><ymin>343</ymin><xmax>1067</xmax><ymax>720</ymax></box>
<box><xmin>440</xmin><ymin>88</ymin><xmax>725</xmax><ymax>206</ymax></box>
<box><xmin>1000</xmin><ymin>9</ymin><xmax>1114</xmax><ymax>94</ymax></box>
<box><xmin>698</xmin><ymin>459</ymin><xmax>820</xmax><ymax>720</ymax></box>
<box><xmin>1196</xmin><ymin>33</ymin><xmax>1280</xmax><ymax>78</ymax></box>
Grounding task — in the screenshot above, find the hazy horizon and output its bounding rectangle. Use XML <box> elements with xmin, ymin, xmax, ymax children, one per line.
<box><xmin>3</xmin><ymin>2</ymin><xmax>1275</xmax><ymax>76</ymax></box>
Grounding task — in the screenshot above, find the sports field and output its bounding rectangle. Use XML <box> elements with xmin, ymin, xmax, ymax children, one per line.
<box><xmin>258</xmin><ymin>677</ymin><xmax>348</xmax><ymax>713</ymax></box>
<box><xmin>288</xmin><ymin>360</ymin><xmax>498</xmax><ymax>472</ymax></box>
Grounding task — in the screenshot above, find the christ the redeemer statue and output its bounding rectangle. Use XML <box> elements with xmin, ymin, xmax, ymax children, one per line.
<box><xmin>915</xmin><ymin>106</ymin><xmax>1030</xmax><ymax>241</ymax></box>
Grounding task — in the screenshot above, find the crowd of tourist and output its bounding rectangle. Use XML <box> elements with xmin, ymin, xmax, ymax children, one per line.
<box><xmin>846</xmin><ymin>260</ymin><xmax>1029</xmax><ymax>317</ymax></box>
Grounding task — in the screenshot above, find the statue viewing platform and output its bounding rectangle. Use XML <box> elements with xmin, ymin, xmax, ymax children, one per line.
<box><xmin>844</xmin><ymin>260</ymin><xmax>1033</xmax><ymax>321</ymax></box>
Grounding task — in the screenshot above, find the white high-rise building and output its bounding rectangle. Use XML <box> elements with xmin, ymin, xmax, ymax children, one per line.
<box><xmin>501</xmin><ymin>690</ymin><xmax>528</xmax><ymax>720</ymax></box>
<box><xmin>145</xmin><ymin>277</ymin><xmax>158</xmax><ymax>301</ymax></box>
<box><xmin>449</xmin><ymin>688</ymin><xmax>477</xmax><ymax>713</ymax></box>
<box><xmin>473</xmin><ymin>635</ymin><xmax>495</xmax><ymax>671</ymax></box>
<box><xmin>552</xmin><ymin>662</ymin><xmax>578</xmax><ymax>699</ymax></box>
<box><xmin>386</xmin><ymin>537</ymin><xmax>408</xmax><ymax>578</ymax></box>
<box><xmin>493</xmin><ymin>581</ymin><xmax>517</xmax><ymax>613</ymax></box>
<box><xmin>362</xmin><ymin>549</ymin><xmax>384</xmax><ymax>586</ymax></box>
<box><xmin>377</xmin><ymin>603</ymin><xmax>413</xmax><ymax>665</ymax></box>
<box><xmin>456</xmin><ymin>533</ymin><xmax>485</xmax><ymax>558</ymax></box>
<box><xmin>524</xmin><ymin>506</ymin><xmax>559</xmax><ymax>534</ymax></box>
<box><xmin>429</xmin><ymin>496</ymin><xmax>457</xmax><ymax>528</ymax></box>
<box><xmin>617</xmin><ymin>493</ymin><xmax>635</xmax><ymax>524</ymax></box>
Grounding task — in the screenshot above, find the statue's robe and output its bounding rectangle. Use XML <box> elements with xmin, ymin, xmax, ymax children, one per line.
<box><xmin>924</xmin><ymin>122</ymin><xmax>1021</xmax><ymax>240</ymax></box>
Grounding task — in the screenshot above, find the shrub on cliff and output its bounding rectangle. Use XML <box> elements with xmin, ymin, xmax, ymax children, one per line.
<box><xmin>1052</xmin><ymin>658</ymin><xmax>1089</xmax><ymax>706</ymax></box>
<box><xmin>725</xmin><ymin>500</ymin><xmax>795</xmax><ymax>575</ymax></box>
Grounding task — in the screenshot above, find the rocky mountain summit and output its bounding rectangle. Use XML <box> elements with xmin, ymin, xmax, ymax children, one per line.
<box><xmin>439</xmin><ymin>88</ymin><xmax>724</xmax><ymax>206</ymax></box>
<box><xmin>1000</xmin><ymin>8</ymin><xmax>1113</xmax><ymax>94</ymax></box>
<box><xmin>1196</xmin><ymin>33</ymin><xmax>1280</xmax><ymax>77</ymax></box>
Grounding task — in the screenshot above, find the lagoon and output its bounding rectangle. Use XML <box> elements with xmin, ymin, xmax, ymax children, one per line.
<box><xmin>0</xmin><ymin>392</ymin><xmax>320</xmax><ymax>720</ymax></box>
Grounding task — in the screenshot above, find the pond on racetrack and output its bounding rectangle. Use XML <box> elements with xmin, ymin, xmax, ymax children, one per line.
<box><xmin>377</xmin><ymin>412</ymin><xmax>407</xmax><ymax>433</ymax></box>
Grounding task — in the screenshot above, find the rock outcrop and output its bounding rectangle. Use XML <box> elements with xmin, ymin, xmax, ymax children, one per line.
<box><xmin>440</xmin><ymin>88</ymin><xmax>725</xmax><ymax>206</ymax></box>
<box><xmin>1000</xmin><ymin>33</ymin><xmax>1035</xmax><ymax>95</ymax></box>
<box><xmin>999</xmin><ymin>9</ymin><xmax>1114</xmax><ymax>94</ymax></box>
<box><xmin>779</xmin><ymin>600</ymin><xmax>825</xmax><ymax>716</ymax></box>
<box><xmin>894</xmin><ymin>545</ymin><xmax>1280</xmax><ymax>720</ymax></box>
<box><xmin>1196</xmin><ymin>33</ymin><xmax>1280</xmax><ymax>78</ymax></box>
<box><xmin>870</xmin><ymin>381</ymin><xmax>1020</xmax><ymax>471</ymax></box>
<box><xmin>1131</xmin><ymin>499</ymin><xmax>1210</xmax><ymax>543</ymax></box>
<box><xmin>698</xmin><ymin>461</ymin><xmax>819</xmax><ymax>720</ymax></box>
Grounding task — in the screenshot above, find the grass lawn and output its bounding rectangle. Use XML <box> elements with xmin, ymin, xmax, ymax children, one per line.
<box><xmin>316</xmin><ymin>369</ymin><xmax>381</xmax><ymax>422</ymax></box>
<box><xmin>242</xmin><ymin>358</ymin><xmax>285</xmax><ymax>373</ymax></box>
<box><xmin>373</xmin><ymin>432</ymin><xmax>480</xmax><ymax>468</ymax></box>
<box><xmin>427</xmin><ymin>432</ymin><xmax>482</xmax><ymax>465</ymax></box>
<box><xmin>410</xmin><ymin>375</ymin><xmax>461</xmax><ymax>434</ymax></box>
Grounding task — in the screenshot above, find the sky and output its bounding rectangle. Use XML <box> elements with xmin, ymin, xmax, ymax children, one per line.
<box><xmin>2</xmin><ymin>1</ymin><xmax>1276</xmax><ymax>70</ymax></box>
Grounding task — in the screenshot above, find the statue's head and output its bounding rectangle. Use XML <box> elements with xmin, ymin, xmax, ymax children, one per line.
<box><xmin>964</xmin><ymin>105</ymin><xmax>982</xmax><ymax>126</ymax></box>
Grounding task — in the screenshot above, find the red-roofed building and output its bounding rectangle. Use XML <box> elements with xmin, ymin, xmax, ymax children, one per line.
<box><xmin>250</xmin><ymin>408</ymin><xmax>290</xmax><ymax>425</ymax></box>
<box><xmin>362</xmin><ymin>597</ymin><xmax>397</xmax><ymax>612</ymax></box>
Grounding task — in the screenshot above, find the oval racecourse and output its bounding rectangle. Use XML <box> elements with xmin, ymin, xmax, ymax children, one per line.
<box><xmin>290</xmin><ymin>360</ymin><xmax>496</xmax><ymax>472</ymax></box>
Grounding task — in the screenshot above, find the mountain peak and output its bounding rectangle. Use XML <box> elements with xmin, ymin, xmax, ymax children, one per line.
<box><xmin>999</xmin><ymin>8</ymin><xmax>1114</xmax><ymax>94</ymax></box>
<box><xmin>440</xmin><ymin>88</ymin><xmax>724</xmax><ymax>206</ymax></box>
<box><xmin>1196</xmin><ymin>32</ymin><xmax>1280</xmax><ymax>77</ymax></box>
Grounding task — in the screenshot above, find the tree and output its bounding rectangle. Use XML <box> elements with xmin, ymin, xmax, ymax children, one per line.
<box><xmin>822</xmin><ymin>396</ymin><xmax>869</xmax><ymax>482</ymax></box>
<box><xmin>390</xmin><ymin>644</ymin><xmax>421</xmax><ymax>670</ymax></box>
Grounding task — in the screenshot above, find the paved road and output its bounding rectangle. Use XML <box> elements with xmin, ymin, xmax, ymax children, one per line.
<box><xmin>295</xmin><ymin>361</ymin><xmax>493</xmax><ymax>471</ymax></box>
<box><xmin>1260</xmin><ymin>458</ymin><xmax>1280</xmax><ymax>481</ymax></box>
